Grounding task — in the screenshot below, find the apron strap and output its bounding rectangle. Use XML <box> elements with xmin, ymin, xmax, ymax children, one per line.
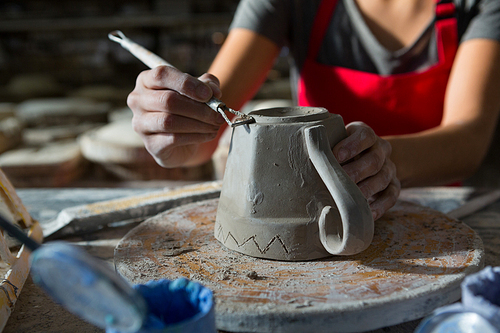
<box><xmin>435</xmin><ymin>0</ymin><xmax>458</xmax><ymax>64</ymax></box>
<box><xmin>306</xmin><ymin>0</ymin><xmax>339</xmax><ymax>60</ymax></box>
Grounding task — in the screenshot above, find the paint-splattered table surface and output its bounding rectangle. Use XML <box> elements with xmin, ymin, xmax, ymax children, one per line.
<box><xmin>4</xmin><ymin>185</ymin><xmax>500</xmax><ymax>333</ymax></box>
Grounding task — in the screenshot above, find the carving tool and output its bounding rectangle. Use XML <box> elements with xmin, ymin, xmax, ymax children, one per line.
<box><xmin>108</xmin><ymin>30</ymin><xmax>255</xmax><ymax>128</ymax></box>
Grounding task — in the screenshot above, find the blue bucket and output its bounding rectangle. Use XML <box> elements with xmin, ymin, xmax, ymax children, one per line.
<box><xmin>107</xmin><ymin>278</ymin><xmax>216</xmax><ymax>333</ymax></box>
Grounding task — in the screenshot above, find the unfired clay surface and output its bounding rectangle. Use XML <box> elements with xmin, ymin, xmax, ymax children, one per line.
<box><xmin>216</xmin><ymin>107</ymin><xmax>373</xmax><ymax>260</ymax></box>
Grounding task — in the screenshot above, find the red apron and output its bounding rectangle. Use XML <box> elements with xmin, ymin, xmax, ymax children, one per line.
<box><xmin>298</xmin><ymin>0</ymin><xmax>458</xmax><ymax>136</ymax></box>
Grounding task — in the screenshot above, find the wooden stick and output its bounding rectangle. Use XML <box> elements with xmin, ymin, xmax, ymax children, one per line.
<box><xmin>447</xmin><ymin>189</ymin><xmax>500</xmax><ymax>219</ymax></box>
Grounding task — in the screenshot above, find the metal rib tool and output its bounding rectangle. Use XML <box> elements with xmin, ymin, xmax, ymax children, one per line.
<box><xmin>108</xmin><ymin>30</ymin><xmax>254</xmax><ymax>127</ymax></box>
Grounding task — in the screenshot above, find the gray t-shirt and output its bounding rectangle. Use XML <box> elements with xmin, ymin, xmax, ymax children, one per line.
<box><xmin>230</xmin><ymin>0</ymin><xmax>500</xmax><ymax>99</ymax></box>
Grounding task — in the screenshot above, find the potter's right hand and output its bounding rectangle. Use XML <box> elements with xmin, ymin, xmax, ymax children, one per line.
<box><xmin>127</xmin><ymin>66</ymin><xmax>226</xmax><ymax>168</ymax></box>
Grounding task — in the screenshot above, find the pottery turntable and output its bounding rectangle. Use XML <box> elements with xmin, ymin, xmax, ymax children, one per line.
<box><xmin>115</xmin><ymin>198</ymin><xmax>483</xmax><ymax>333</ymax></box>
<box><xmin>113</xmin><ymin>106</ymin><xmax>483</xmax><ymax>333</ymax></box>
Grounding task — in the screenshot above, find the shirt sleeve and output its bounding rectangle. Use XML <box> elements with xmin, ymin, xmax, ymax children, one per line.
<box><xmin>229</xmin><ymin>0</ymin><xmax>290</xmax><ymax>48</ymax></box>
<box><xmin>461</xmin><ymin>0</ymin><xmax>500</xmax><ymax>42</ymax></box>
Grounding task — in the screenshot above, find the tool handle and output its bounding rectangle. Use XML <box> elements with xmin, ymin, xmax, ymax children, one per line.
<box><xmin>108</xmin><ymin>30</ymin><xmax>254</xmax><ymax>127</ymax></box>
<box><xmin>0</xmin><ymin>214</ymin><xmax>40</xmax><ymax>251</ymax></box>
<box><xmin>108</xmin><ymin>30</ymin><xmax>172</xmax><ymax>69</ymax></box>
<box><xmin>109</xmin><ymin>31</ymin><xmax>227</xmax><ymax>116</ymax></box>
<box><xmin>109</xmin><ymin>31</ymin><xmax>217</xmax><ymax>100</ymax></box>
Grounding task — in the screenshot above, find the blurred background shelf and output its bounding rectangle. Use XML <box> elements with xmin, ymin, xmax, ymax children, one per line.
<box><xmin>0</xmin><ymin>14</ymin><xmax>233</xmax><ymax>32</ymax></box>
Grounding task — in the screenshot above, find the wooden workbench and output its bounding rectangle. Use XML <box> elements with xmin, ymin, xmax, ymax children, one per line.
<box><xmin>3</xmin><ymin>186</ymin><xmax>500</xmax><ymax>333</ymax></box>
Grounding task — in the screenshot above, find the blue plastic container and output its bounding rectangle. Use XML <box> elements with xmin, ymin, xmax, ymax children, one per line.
<box><xmin>415</xmin><ymin>266</ymin><xmax>500</xmax><ymax>333</ymax></box>
<box><xmin>107</xmin><ymin>278</ymin><xmax>216</xmax><ymax>333</ymax></box>
<box><xmin>29</xmin><ymin>242</ymin><xmax>215</xmax><ymax>333</ymax></box>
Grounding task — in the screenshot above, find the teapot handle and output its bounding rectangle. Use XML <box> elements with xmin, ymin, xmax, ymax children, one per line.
<box><xmin>304</xmin><ymin>125</ymin><xmax>374</xmax><ymax>255</ymax></box>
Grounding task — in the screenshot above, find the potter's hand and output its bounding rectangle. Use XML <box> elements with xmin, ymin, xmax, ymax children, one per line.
<box><xmin>332</xmin><ymin>122</ymin><xmax>401</xmax><ymax>220</ymax></box>
<box><xmin>127</xmin><ymin>66</ymin><xmax>226</xmax><ymax>168</ymax></box>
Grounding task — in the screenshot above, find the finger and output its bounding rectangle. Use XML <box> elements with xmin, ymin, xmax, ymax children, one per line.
<box><xmin>356</xmin><ymin>159</ymin><xmax>397</xmax><ymax>199</ymax></box>
<box><xmin>143</xmin><ymin>134</ymin><xmax>217</xmax><ymax>168</ymax></box>
<box><xmin>138</xmin><ymin>66</ymin><xmax>214</xmax><ymax>102</ymax></box>
<box><xmin>369</xmin><ymin>178</ymin><xmax>401</xmax><ymax>221</ymax></box>
<box><xmin>129</xmin><ymin>89</ymin><xmax>225</xmax><ymax>126</ymax></box>
<box><xmin>333</xmin><ymin>122</ymin><xmax>377</xmax><ymax>163</ymax></box>
<box><xmin>143</xmin><ymin>132</ymin><xmax>218</xmax><ymax>158</ymax></box>
<box><xmin>198</xmin><ymin>73</ymin><xmax>222</xmax><ymax>99</ymax></box>
<box><xmin>132</xmin><ymin>111</ymin><xmax>222</xmax><ymax>135</ymax></box>
<box><xmin>341</xmin><ymin>140</ymin><xmax>392</xmax><ymax>184</ymax></box>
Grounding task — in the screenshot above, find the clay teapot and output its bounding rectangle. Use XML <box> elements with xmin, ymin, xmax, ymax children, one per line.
<box><xmin>215</xmin><ymin>107</ymin><xmax>373</xmax><ymax>260</ymax></box>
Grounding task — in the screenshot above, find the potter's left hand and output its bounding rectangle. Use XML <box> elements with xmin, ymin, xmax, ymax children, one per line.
<box><xmin>332</xmin><ymin>122</ymin><xmax>401</xmax><ymax>221</ymax></box>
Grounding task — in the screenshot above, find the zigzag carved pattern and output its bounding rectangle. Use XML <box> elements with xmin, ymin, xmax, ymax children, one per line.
<box><xmin>216</xmin><ymin>223</ymin><xmax>290</xmax><ymax>254</ymax></box>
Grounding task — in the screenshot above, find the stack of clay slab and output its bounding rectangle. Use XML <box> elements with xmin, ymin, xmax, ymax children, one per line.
<box><xmin>0</xmin><ymin>103</ymin><xmax>23</xmax><ymax>155</ymax></box>
<box><xmin>16</xmin><ymin>97</ymin><xmax>109</xmax><ymax>127</ymax></box>
<box><xmin>69</xmin><ymin>85</ymin><xmax>131</xmax><ymax>106</ymax></box>
<box><xmin>0</xmin><ymin>97</ymin><xmax>109</xmax><ymax>187</ymax></box>
<box><xmin>0</xmin><ymin>140</ymin><xmax>85</xmax><ymax>187</ymax></box>
<box><xmin>79</xmin><ymin>117</ymin><xmax>213</xmax><ymax>181</ymax></box>
<box><xmin>1</xmin><ymin>74</ymin><xmax>64</xmax><ymax>102</ymax></box>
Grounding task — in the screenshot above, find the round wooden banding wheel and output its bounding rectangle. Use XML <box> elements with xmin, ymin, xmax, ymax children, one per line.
<box><xmin>115</xmin><ymin>199</ymin><xmax>483</xmax><ymax>333</ymax></box>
